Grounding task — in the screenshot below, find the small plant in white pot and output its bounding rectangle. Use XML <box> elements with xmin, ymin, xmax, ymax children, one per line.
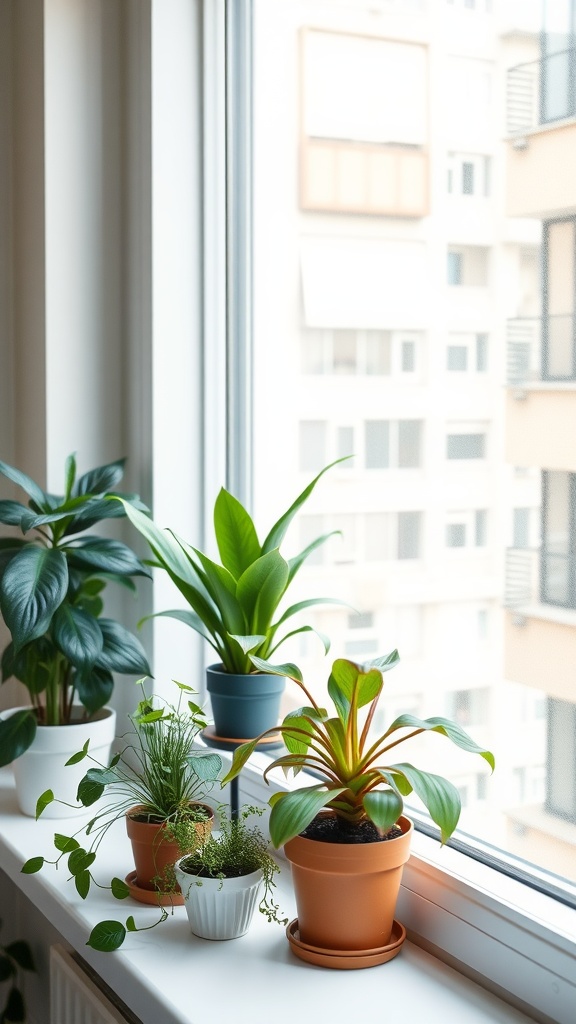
<box><xmin>174</xmin><ymin>805</ymin><xmax>287</xmax><ymax>940</ymax></box>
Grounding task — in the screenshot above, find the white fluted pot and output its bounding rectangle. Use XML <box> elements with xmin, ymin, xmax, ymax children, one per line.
<box><xmin>174</xmin><ymin>859</ymin><xmax>263</xmax><ymax>940</ymax></box>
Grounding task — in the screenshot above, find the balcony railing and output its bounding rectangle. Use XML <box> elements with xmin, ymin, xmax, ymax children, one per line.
<box><xmin>507</xmin><ymin>48</ymin><xmax>576</xmax><ymax>135</ymax></box>
<box><xmin>506</xmin><ymin>315</ymin><xmax>576</xmax><ymax>387</ymax></box>
<box><xmin>506</xmin><ymin>546</ymin><xmax>576</xmax><ymax>612</ymax></box>
<box><xmin>504</xmin><ymin>547</ymin><xmax>539</xmax><ymax>609</ymax></box>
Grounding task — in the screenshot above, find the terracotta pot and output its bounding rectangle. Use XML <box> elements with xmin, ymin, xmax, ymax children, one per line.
<box><xmin>126</xmin><ymin>803</ymin><xmax>214</xmax><ymax>896</ymax></box>
<box><xmin>284</xmin><ymin>815</ymin><xmax>413</xmax><ymax>952</ymax></box>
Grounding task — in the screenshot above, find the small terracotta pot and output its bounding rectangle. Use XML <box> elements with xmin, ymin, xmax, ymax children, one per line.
<box><xmin>126</xmin><ymin>803</ymin><xmax>214</xmax><ymax>895</ymax></box>
<box><xmin>284</xmin><ymin>815</ymin><xmax>413</xmax><ymax>952</ymax></box>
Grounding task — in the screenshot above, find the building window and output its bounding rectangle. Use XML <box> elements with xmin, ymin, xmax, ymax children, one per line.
<box><xmin>447</xmin><ymin>522</ymin><xmax>466</xmax><ymax>547</ymax></box>
<box><xmin>299</xmin><ymin>421</ymin><xmax>327</xmax><ymax>470</ymax></box>
<box><xmin>513</xmin><ymin>507</ymin><xmax>530</xmax><ymax>548</ymax></box>
<box><xmin>348</xmin><ymin>611</ymin><xmax>374</xmax><ymax>629</ymax></box>
<box><xmin>547</xmin><ymin>698</ymin><xmax>576</xmax><ymax>824</ymax></box>
<box><xmin>447</xmin><ymin>345</ymin><xmax>468</xmax><ymax>371</ymax></box>
<box><xmin>447</xmin><ymin>250</ymin><xmax>463</xmax><ymax>285</ymax></box>
<box><xmin>398</xmin><ymin>420</ymin><xmax>422</xmax><ymax>468</ymax></box>
<box><xmin>475</xmin><ymin>509</ymin><xmax>487</xmax><ymax>546</ymax></box>
<box><xmin>476</xmin><ymin>333</ymin><xmax>488</xmax><ymax>371</ymax></box>
<box><xmin>397</xmin><ymin>511</ymin><xmax>422</xmax><ymax>559</ymax></box>
<box><xmin>447</xmin><ymin>687</ymin><xmax>489</xmax><ymax>727</ymax></box>
<box><xmin>401</xmin><ymin>339</ymin><xmax>416</xmax><ymax>371</ymax></box>
<box><xmin>541</xmin><ymin>470</ymin><xmax>576</xmax><ymax>607</ymax></box>
<box><xmin>365</xmin><ymin>420</ymin><xmax>390</xmax><ymax>469</ymax></box>
<box><xmin>448</xmin><ymin>246</ymin><xmax>489</xmax><ymax>286</ymax></box>
<box><xmin>446</xmin><ymin>433</ymin><xmax>486</xmax><ymax>459</ymax></box>
<box><xmin>542</xmin><ymin>218</ymin><xmax>576</xmax><ymax>381</ymax></box>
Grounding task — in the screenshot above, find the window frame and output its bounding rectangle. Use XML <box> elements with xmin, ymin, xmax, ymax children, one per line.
<box><xmin>220</xmin><ymin>2</ymin><xmax>576</xmax><ymax>1020</ymax></box>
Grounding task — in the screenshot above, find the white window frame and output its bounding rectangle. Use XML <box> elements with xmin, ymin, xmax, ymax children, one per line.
<box><xmin>216</xmin><ymin>4</ymin><xmax>576</xmax><ymax>1022</ymax></box>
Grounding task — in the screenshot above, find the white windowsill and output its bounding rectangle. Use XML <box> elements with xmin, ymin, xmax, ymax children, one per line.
<box><xmin>0</xmin><ymin>767</ymin><xmax>545</xmax><ymax>1024</ymax></box>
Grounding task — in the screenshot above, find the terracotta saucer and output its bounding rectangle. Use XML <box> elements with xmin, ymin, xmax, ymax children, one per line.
<box><xmin>286</xmin><ymin>918</ymin><xmax>406</xmax><ymax>970</ymax></box>
<box><xmin>124</xmin><ymin>870</ymin><xmax>184</xmax><ymax>907</ymax></box>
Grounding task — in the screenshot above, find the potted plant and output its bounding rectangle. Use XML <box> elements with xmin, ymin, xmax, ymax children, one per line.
<box><xmin>22</xmin><ymin>680</ymin><xmax>223</xmax><ymax>952</ymax></box>
<box><xmin>0</xmin><ymin>923</ymin><xmax>35</xmax><ymax>1024</ymax></box>
<box><xmin>117</xmin><ymin>459</ymin><xmax>346</xmax><ymax>740</ymax></box>
<box><xmin>223</xmin><ymin>653</ymin><xmax>495</xmax><ymax>969</ymax></box>
<box><xmin>0</xmin><ymin>453</ymin><xmax>152</xmax><ymax>816</ymax></box>
<box><xmin>174</xmin><ymin>804</ymin><xmax>287</xmax><ymax>940</ymax></box>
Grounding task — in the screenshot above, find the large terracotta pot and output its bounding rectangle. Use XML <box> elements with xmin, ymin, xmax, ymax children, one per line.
<box><xmin>2</xmin><ymin>706</ymin><xmax>116</xmax><ymax>818</ymax></box>
<box><xmin>284</xmin><ymin>815</ymin><xmax>413</xmax><ymax>952</ymax></box>
<box><xmin>125</xmin><ymin>803</ymin><xmax>214</xmax><ymax>900</ymax></box>
<box><xmin>206</xmin><ymin>664</ymin><xmax>285</xmax><ymax>740</ymax></box>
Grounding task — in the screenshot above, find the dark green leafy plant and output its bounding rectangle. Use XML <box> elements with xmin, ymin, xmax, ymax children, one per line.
<box><xmin>0</xmin><ymin>922</ymin><xmax>35</xmax><ymax>1024</ymax></box>
<box><xmin>0</xmin><ymin>454</ymin><xmax>152</xmax><ymax>767</ymax></box>
<box><xmin>176</xmin><ymin>804</ymin><xmax>287</xmax><ymax>926</ymax></box>
<box><xmin>223</xmin><ymin>655</ymin><xmax>495</xmax><ymax>848</ymax></box>
<box><xmin>117</xmin><ymin>459</ymin><xmax>348</xmax><ymax>674</ymax></box>
<box><xmin>22</xmin><ymin>680</ymin><xmax>223</xmax><ymax>952</ymax></box>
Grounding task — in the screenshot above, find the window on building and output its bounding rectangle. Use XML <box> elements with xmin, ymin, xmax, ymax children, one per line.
<box><xmin>397</xmin><ymin>511</ymin><xmax>422</xmax><ymax>559</ymax></box>
<box><xmin>398</xmin><ymin>420</ymin><xmax>422</xmax><ymax>468</ymax></box>
<box><xmin>541</xmin><ymin>470</ymin><xmax>576</xmax><ymax>607</ymax></box>
<box><xmin>475</xmin><ymin>509</ymin><xmax>488</xmax><ymax>546</ymax></box>
<box><xmin>513</xmin><ymin>507</ymin><xmax>530</xmax><ymax>548</ymax></box>
<box><xmin>547</xmin><ymin>698</ymin><xmax>576</xmax><ymax>824</ymax></box>
<box><xmin>447</xmin><ymin>345</ymin><xmax>468</xmax><ymax>371</ymax></box>
<box><xmin>365</xmin><ymin>420</ymin><xmax>390</xmax><ymax>469</ymax></box>
<box><xmin>448</xmin><ymin>246</ymin><xmax>490</xmax><ymax>286</ymax></box>
<box><xmin>447</xmin><ymin>522</ymin><xmax>466</xmax><ymax>547</ymax></box>
<box><xmin>299</xmin><ymin>420</ymin><xmax>327</xmax><ymax>470</ymax></box>
<box><xmin>447</xmin><ymin>432</ymin><xmax>486</xmax><ymax>459</ymax></box>
<box><xmin>447</xmin><ymin>250</ymin><xmax>463</xmax><ymax>285</ymax></box>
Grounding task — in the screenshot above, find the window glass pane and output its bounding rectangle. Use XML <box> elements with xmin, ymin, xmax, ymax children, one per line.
<box><xmin>447</xmin><ymin>522</ymin><xmax>466</xmax><ymax>547</ymax></box>
<box><xmin>337</xmin><ymin>426</ymin><xmax>354</xmax><ymax>461</ymax></box>
<box><xmin>475</xmin><ymin>509</ymin><xmax>488</xmax><ymax>546</ymax></box>
<box><xmin>397</xmin><ymin>511</ymin><xmax>421</xmax><ymax>559</ymax></box>
<box><xmin>299</xmin><ymin>421</ymin><xmax>327</xmax><ymax>471</ymax></box>
<box><xmin>447</xmin><ymin>433</ymin><xmax>486</xmax><ymax>459</ymax></box>
<box><xmin>365</xmin><ymin>420</ymin><xmax>390</xmax><ymax>468</ymax></box>
<box><xmin>365</xmin><ymin>331</ymin><xmax>391</xmax><ymax>374</ymax></box>
<box><xmin>513</xmin><ymin>507</ymin><xmax>530</xmax><ymax>548</ymax></box>
<box><xmin>333</xmin><ymin>330</ymin><xmax>357</xmax><ymax>374</ymax></box>
<box><xmin>365</xmin><ymin>512</ymin><xmax>390</xmax><ymax>560</ymax></box>
<box><xmin>448</xmin><ymin>345</ymin><xmax>468</xmax><ymax>371</ymax></box>
<box><xmin>462</xmin><ymin>160</ymin><xmax>474</xmax><ymax>194</ymax></box>
<box><xmin>401</xmin><ymin>339</ymin><xmax>416</xmax><ymax>371</ymax></box>
<box><xmin>476</xmin><ymin>333</ymin><xmax>488</xmax><ymax>371</ymax></box>
<box><xmin>398</xmin><ymin>420</ymin><xmax>422</xmax><ymax>468</ymax></box>
<box><xmin>447</xmin><ymin>250</ymin><xmax>463</xmax><ymax>285</ymax></box>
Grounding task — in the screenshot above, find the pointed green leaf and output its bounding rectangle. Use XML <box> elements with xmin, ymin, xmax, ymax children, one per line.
<box><xmin>73</xmin><ymin>458</ymin><xmax>125</xmax><ymax>497</ymax></box>
<box><xmin>52</xmin><ymin>604</ymin><xmax>103</xmax><ymax>669</ymax></box>
<box><xmin>213</xmin><ymin>487</ymin><xmax>261</xmax><ymax>579</ymax></box>
<box><xmin>221</xmin><ymin>737</ymin><xmax>262</xmax><ymax>784</ymax></box>
<box><xmin>327</xmin><ymin>660</ymin><xmax>382</xmax><ymax>722</ymax></box>
<box><xmin>4</xmin><ymin>985</ymin><xmax>25</xmax><ymax>1022</ymax></box>
<box><xmin>76</xmin><ymin>775</ymin><xmax>105</xmax><ymax>807</ymax></box>
<box><xmin>228</xmin><ymin>633</ymin><xmax>267</xmax><ymax>656</ymax></box>
<box><xmin>4</xmin><ymin>940</ymin><xmax>35</xmax><ymax>972</ymax></box>
<box><xmin>0</xmin><ymin>459</ymin><xmax>48</xmax><ymax>507</ymax></box>
<box><xmin>279</xmin><ymin>715</ymin><xmax>315</xmax><ymax>756</ymax></box>
<box><xmin>68</xmin><ymin>849</ymin><xmax>96</xmax><ymax>876</ymax></box>
<box><xmin>125</xmin><ymin>916</ymin><xmax>137</xmax><ymax>932</ymax></box>
<box><xmin>236</xmin><ymin>549</ymin><xmax>289</xmax><ymax>633</ymax></box>
<box><xmin>65</xmin><ymin>538</ymin><xmax>151</xmax><ymax>577</ymax></box>
<box><xmin>363</xmin><ymin>789</ymin><xmax>403</xmax><ymax>832</ymax></box>
<box><xmin>0</xmin><ymin>710</ymin><xmax>37</xmax><ymax>768</ymax></box>
<box><xmin>390</xmin><ymin>762</ymin><xmax>461</xmax><ymax>844</ymax></box>
<box><xmin>286</xmin><ymin>531</ymin><xmax>341</xmax><ymax>584</ymax></box>
<box><xmin>54</xmin><ymin>834</ymin><xmax>80</xmax><ymax>853</ymax></box>
<box><xmin>117</xmin><ymin>500</ymin><xmax>198</xmax><ymax>582</ymax></box>
<box><xmin>64</xmin><ymin>453</ymin><xmax>77</xmax><ymax>501</ymax></box>
<box><xmin>21</xmin><ymin>857</ymin><xmax>44</xmax><ymax>875</ymax></box>
<box><xmin>95</xmin><ymin>619</ymin><xmax>151</xmax><ymax>675</ymax></box>
<box><xmin>249</xmin><ymin>656</ymin><xmax>302</xmax><ymax>682</ymax></box>
<box><xmin>269</xmin><ymin>786</ymin><xmax>344</xmax><ymax>848</ymax></box>
<box><xmin>192</xmin><ymin>549</ymin><xmax>245</xmax><ymax>634</ymax></box>
<box><xmin>75</xmin><ymin>666</ymin><xmax>114</xmax><ymax>715</ymax></box>
<box><xmin>187</xmin><ymin>751</ymin><xmax>222</xmax><ymax>782</ymax></box>
<box><xmin>65</xmin><ymin>740</ymin><xmax>90</xmax><ymax>766</ymax></box>
<box><xmin>275</xmin><ymin>597</ymin><xmax>347</xmax><ymax>627</ymax></box>
<box><xmin>0</xmin><ymin>547</ymin><xmax>68</xmax><ymax>650</ymax></box>
<box><xmin>382</xmin><ymin>714</ymin><xmax>495</xmax><ymax>771</ymax></box>
<box><xmin>111</xmin><ymin>877</ymin><xmax>131</xmax><ymax>900</ymax></box>
<box><xmin>86</xmin><ymin>920</ymin><xmax>126</xmax><ymax>952</ymax></box>
<box><xmin>0</xmin><ymin>500</ymin><xmax>30</xmax><ymax>526</ymax></box>
<box><xmin>366</xmin><ymin>649</ymin><xmax>400</xmax><ymax>673</ymax></box>
<box><xmin>140</xmin><ymin>608</ymin><xmax>220</xmax><ymax>652</ymax></box>
<box><xmin>262</xmin><ymin>457</ymin><xmax>350</xmax><ymax>553</ymax></box>
<box><xmin>75</xmin><ymin>870</ymin><xmax>91</xmax><ymax>899</ymax></box>
<box><xmin>35</xmin><ymin>790</ymin><xmax>54</xmax><ymax>819</ymax></box>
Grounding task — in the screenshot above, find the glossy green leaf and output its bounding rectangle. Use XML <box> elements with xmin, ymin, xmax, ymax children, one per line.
<box><xmin>75</xmin><ymin>870</ymin><xmax>91</xmax><ymax>899</ymax></box>
<box><xmin>363</xmin><ymin>789</ymin><xmax>403</xmax><ymax>833</ymax></box>
<box><xmin>0</xmin><ymin>710</ymin><xmax>37</xmax><ymax>768</ymax></box>
<box><xmin>72</xmin><ymin>457</ymin><xmax>125</xmax><ymax>497</ymax></box>
<box><xmin>35</xmin><ymin>790</ymin><xmax>54</xmax><ymax>819</ymax></box>
<box><xmin>65</xmin><ymin>538</ymin><xmax>151</xmax><ymax>578</ymax></box>
<box><xmin>111</xmin><ymin>877</ymin><xmax>130</xmax><ymax>900</ymax></box>
<box><xmin>236</xmin><ymin>549</ymin><xmax>289</xmax><ymax>633</ymax></box>
<box><xmin>186</xmin><ymin>751</ymin><xmax>222</xmax><ymax>782</ymax></box>
<box><xmin>249</xmin><ymin>656</ymin><xmax>302</xmax><ymax>682</ymax></box>
<box><xmin>275</xmin><ymin>597</ymin><xmax>346</xmax><ymax>627</ymax></box>
<box><xmin>213</xmin><ymin>487</ymin><xmax>261</xmax><ymax>580</ymax></box>
<box><xmin>1</xmin><ymin>637</ymin><xmax>53</xmax><ymax>693</ymax></box>
<box><xmin>54</xmin><ymin>834</ymin><xmax>80</xmax><ymax>853</ymax></box>
<box><xmin>76</xmin><ymin>775</ymin><xmax>105</xmax><ymax>807</ymax></box>
<box><xmin>261</xmin><ymin>457</ymin><xmax>351</xmax><ymax>554</ymax></box>
<box><xmin>390</xmin><ymin>762</ymin><xmax>461</xmax><ymax>844</ymax></box>
<box><xmin>0</xmin><ymin>459</ymin><xmax>48</xmax><ymax>507</ymax></box>
<box><xmin>21</xmin><ymin>857</ymin><xmax>44</xmax><ymax>874</ymax></box>
<box><xmin>118</xmin><ymin>500</ymin><xmax>197</xmax><ymax>582</ymax></box>
<box><xmin>327</xmin><ymin>660</ymin><xmax>382</xmax><ymax>722</ymax></box>
<box><xmin>366</xmin><ymin>649</ymin><xmax>400</xmax><ymax>674</ymax></box>
<box><xmin>220</xmin><ymin>737</ymin><xmax>262</xmax><ymax>784</ymax></box>
<box><xmin>279</xmin><ymin>714</ymin><xmax>316</xmax><ymax>756</ymax></box>
<box><xmin>64</xmin><ymin>452</ymin><xmax>77</xmax><ymax>500</ymax></box>
<box><xmin>51</xmin><ymin>604</ymin><xmax>103</xmax><ymax>669</ymax></box>
<box><xmin>286</xmin><ymin>531</ymin><xmax>341</xmax><ymax>584</ymax></box>
<box><xmin>125</xmin><ymin>916</ymin><xmax>137</xmax><ymax>932</ymax></box>
<box><xmin>0</xmin><ymin>500</ymin><xmax>29</xmax><ymax>527</ymax></box>
<box><xmin>65</xmin><ymin>741</ymin><xmax>90</xmax><ymax>766</ymax></box>
<box><xmin>67</xmin><ymin>849</ymin><xmax>96</xmax><ymax>876</ymax></box>
<box><xmin>268</xmin><ymin>785</ymin><xmax>344</xmax><ymax>848</ymax></box>
<box><xmin>228</xmin><ymin>633</ymin><xmax>266</xmax><ymax>656</ymax></box>
<box><xmin>140</xmin><ymin>608</ymin><xmax>220</xmax><ymax>652</ymax></box>
<box><xmin>382</xmin><ymin>714</ymin><xmax>495</xmax><ymax>771</ymax></box>
<box><xmin>75</xmin><ymin>665</ymin><xmax>114</xmax><ymax>716</ymax></box>
<box><xmin>192</xmin><ymin>550</ymin><xmax>244</xmax><ymax>634</ymax></box>
<box><xmin>0</xmin><ymin>546</ymin><xmax>68</xmax><ymax>650</ymax></box>
<box><xmin>95</xmin><ymin>619</ymin><xmax>151</xmax><ymax>675</ymax></box>
<box><xmin>86</xmin><ymin>920</ymin><xmax>126</xmax><ymax>952</ymax></box>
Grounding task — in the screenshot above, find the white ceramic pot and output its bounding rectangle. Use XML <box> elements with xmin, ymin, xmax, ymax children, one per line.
<box><xmin>174</xmin><ymin>858</ymin><xmax>263</xmax><ymax>940</ymax></box>
<box><xmin>3</xmin><ymin>706</ymin><xmax>116</xmax><ymax>818</ymax></box>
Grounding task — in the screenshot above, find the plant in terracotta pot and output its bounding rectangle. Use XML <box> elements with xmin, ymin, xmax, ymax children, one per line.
<box><xmin>22</xmin><ymin>680</ymin><xmax>223</xmax><ymax>952</ymax></box>
<box><xmin>117</xmin><ymin>459</ymin><xmax>347</xmax><ymax>741</ymax></box>
<box><xmin>0</xmin><ymin>453</ymin><xmax>152</xmax><ymax>816</ymax></box>
<box><xmin>174</xmin><ymin>804</ymin><xmax>287</xmax><ymax>940</ymax></box>
<box><xmin>223</xmin><ymin>653</ymin><xmax>495</xmax><ymax>968</ymax></box>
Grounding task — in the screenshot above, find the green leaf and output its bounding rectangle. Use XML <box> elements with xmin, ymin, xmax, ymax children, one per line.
<box><xmin>75</xmin><ymin>870</ymin><xmax>91</xmax><ymax>899</ymax></box>
<box><xmin>268</xmin><ymin>786</ymin><xmax>344</xmax><ymax>848</ymax></box>
<box><xmin>327</xmin><ymin>660</ymin><xmax>382</xmax><ymax>723</ymax></box>
<box><xmin>390</xmin><ymin>762</ymin><xmax>461</xmax><ymax>844</ymax></box>
<box><xmin>54</xmin><ymin>834</ymin><xmax>80</xmax><ymax>853</ymax></box>
<box><xmin>0</xmin><ymin>459</ymin><xmax>48</xmax><ymax>507</ymax></box>
<box><xmin>86</xmin><ymin>766</ymin><xmax>119</xmax><ymax>785</ymax></box>
<box><xmin>4</xmin><ymin>985</ymin><xmax>25</xmax><ymax>1022</ymax></box>
<box><xmin>0</xmin><ymin>710</ymin><xmax>37</xmax><ymax>768</ymax></box>
<box><xmin>0</xmin><ymin>954</ymin><xmax>14</xmax><ymax>981</ymax></box>
<box><xmin>0</xmin><ymin>500</ymin><xmax>30</xmax><ymax>527</ymax></box>
<box><xmin>4</xmin><ymin>941</ymin><xmax>35</xmax><ymax>972</ymax></box>
<box><xmin>366</xmin><ymin>649</ymin><xmax>400</xmax><ymax>673</ymax></box>
<box><xmin>117</xmin><ymin>500</ymin><xmax>197</xmax><ymax>582</ymax></box>
<box><xmin>64</xmin><ymin>453</ymin><xmax>77</xmax><ymax>501</ymax></box>
<box><xmin>72</xmin><ymin>458</ymin><xmax>125</xmax><ymax>497</ymax></box>
<box><xmin>111</xmin><ymin>877</ymin><xmax>130</xmax><ymax>900</ymax></box>
<box><xmin>21</xmin><ymin>857</ymin><xmax>44</xmax><ymax>874</ymax></box>
<box><xmin>35</xmin><ymin>790</ymin><xmax>54</xmax><ymax>819</ymax></box>
<box><xmin>51</xmin><ymin>603</ymin><xmax>103</xmax><ymax>669</ymax></box>
<box><xmin>186</xmin><ymin>751</ymin><xmax>222</xmax><ymax>782</ymax></box>
<box><xmin>125</xmin><ymin>916</ymin><xmax>137</xmax><ymax>932</ymax></box>
<box><xmin>140</xmin><ymin>608</ymin><xmax>218</xmax><ymax>651</ymax></box>
<box><xmin>286</xmin><ymin>531</ymin><xmax>341</xmax><ymax>584</ymax></box>
<box><xmin>192</xmin><ymin>549</ymin><xmax>245</xmax><ymax>634</ymax></box>
<box><xmin>65</xmin><ymin>740</ymin><xmax>90</xmax><ymax>766</ymax></box>
<box><xmin>65</xmin><ymin>538</ymin><xmax>151</xmax><ymax>577</ymax></box>
<box><xmin>67</xmin><ymin>849</ymin><xmax>96</xmax><ymax>876</ymax></box>
<box><xmin>363</xmin><ymin>789</ymin><xmax>403</xmax><ymax>833</ymax></box>
<box><xmin>280</xmin><ymin>714</ymin><xmax>315</xmax><ymax>756</ymax></box>
<box><xmin>94</xmin><ymin>619</ymin><xmax>151</xmax><ymax>675</ymax></box>
<box><xmin>221</xmin><ymin>737</ymin><xmax>262</xmax><ymax>784</ymax></box>
<box><xmin>213</xmin><ymin>488</ymin><xmax>261</xmax><ymax>580</ymax></box>
<box><xmin>76</xmin><ymin>775</ymin><xmax>105</xmax><ymax>807</ymax></box>
<box><xmin>75</xmin><ymin>666</ymin><xmax>114</xmax><ymax>715</ymax></box>
<box><xmin>0</xmin><ymin>547</ymin><xmax>68</xmax><ymax>650</ymax></box>
<box><xmin>249</xmin><ymin>656</ymin><xmax>302</xmax><ymax>682</ymax></box>
<box><xmin>382</xmin><ymin>714</ymin><xmax>495</xmax><ymax>771</ymax></box>
<box><xmin>236</xmin><ymin>549</ymin><xmax>289</xmax><ymax>634</ymax></box>
<box><xmin>228</xmin><ymin>634</ymin><xmax>267</xmax><ymax>656</ymax></box>
<box><xmin>86</xmin><ymin>920</ymin><xmax>126</xmax><ymax>952</ymax></box>
<box><xmin>262</xmin><ymin>457</ymin><xmax>350</xmax><ymax>553</ymax></box>
<box><xmin>1</xmin><ymin>637</ymin><xmax>54</xmax><ymax>693</ymax></box>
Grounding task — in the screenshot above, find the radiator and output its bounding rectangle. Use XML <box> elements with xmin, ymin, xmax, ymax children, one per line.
<box><xmin>50</xmin><ymin>945</ymin><xmax>140</xmax><ymax>1024</ymax></box>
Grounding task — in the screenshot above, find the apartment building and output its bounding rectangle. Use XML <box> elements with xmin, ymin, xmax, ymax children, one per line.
<box><xmin>504</xmin><ymin>0</ymin><xmax>576</xmax><ymax>878</ymax></box>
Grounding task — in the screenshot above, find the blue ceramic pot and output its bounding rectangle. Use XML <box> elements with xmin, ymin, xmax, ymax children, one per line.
<box><xmin>206</xmin><ymin>664</ymin><xmax>285</xmax><ymax>740</ymax></box>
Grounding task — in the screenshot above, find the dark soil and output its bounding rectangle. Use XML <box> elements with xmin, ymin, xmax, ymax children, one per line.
<box><xmin>300</xmin><ymin>816</ymin><xmax>404</xmax><ymax>845</ymax></box>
